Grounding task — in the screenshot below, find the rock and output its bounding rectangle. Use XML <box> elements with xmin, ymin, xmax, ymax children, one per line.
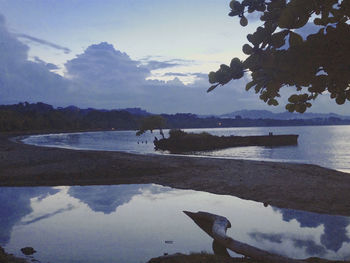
<box><xmin>20</xmin><ymin>247</ymin><xmax>36</xmax><ymax>256</ymax></box>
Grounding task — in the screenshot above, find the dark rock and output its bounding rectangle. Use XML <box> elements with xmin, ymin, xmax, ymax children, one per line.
<box><xmin>20</xmin><ymin>247</ymin><xmax>36</xmax><ymax>256</ymax></box>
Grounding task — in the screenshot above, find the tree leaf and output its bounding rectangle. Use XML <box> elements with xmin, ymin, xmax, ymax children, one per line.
<box><xmin>289</xmin><ymin>31</ymin><xmax>303</xmax><ymax>46</ymax></box>
<box><xmin>278</xmin><ymin>8</ymin><xmax>294</xmax><ymax>28</ymax></box>
<box><xmin>208</xmin><ymin>72</ymin><xmax>217</xmax><ymax>84</ymax></box>
<box><xmin>240</xmin><ymin>16</ymin><xmax>248</xmax><ymax>27</ymax></box>
<box><xmin>245</xmin><ymin>81</ymin><xmax>255</xmax><ymax>91</ymax></box>
<box><xmin>242</xmin><ymin>44</ymin><xmax>253</xmax><ymax>54</ymax></box>
<box><xmin>207</xmin><ymin>84</ymin><xmax>220</xmax><ymax>93</ymax></box>
<box><xmin>286</xmin><ymin>103</ymin><xmax>295</xmax><ymax>112</ymax></box>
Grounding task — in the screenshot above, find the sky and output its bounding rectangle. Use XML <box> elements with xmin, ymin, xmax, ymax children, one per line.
<box><xmin>0</xmin><ymin>0</ymin><xmax>349</xmax><ymax>115</ymax></box>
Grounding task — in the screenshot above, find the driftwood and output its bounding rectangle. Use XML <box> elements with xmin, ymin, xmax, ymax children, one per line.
<box><xmin>154</xmin><ymin>132</ymin><xmax>299</xmax><ymax>152</ymax></box>
<box><xmin>184</xmin><ymin>211</ymin><xmax>305</xmax><ymax>263</ymax></box>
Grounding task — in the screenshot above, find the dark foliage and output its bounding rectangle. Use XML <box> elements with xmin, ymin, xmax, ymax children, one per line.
<box><xmin>208</xmin><ymin>0</ymin><xmax>350</xmax><ymax>113</ymax></box>
<box><xmin>154</xmin><ymin>129</ymin><xmax>298</xmax><ymax>152</ymax></box>
<box><xmin>0</xmin><ymin>102</ymin><xmax>349</xmax><ymax>133</ymax></box>
<box><xmin>0</xmin><ymin>102</ymin><xmax>141</xmax><ymax>132</ymax></box>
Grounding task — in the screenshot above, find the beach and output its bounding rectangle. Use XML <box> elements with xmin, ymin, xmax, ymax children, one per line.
<box><xmin>1</xmin><ymin>132</ymin><xmax>350</xmax><ymax>216</ymax></box>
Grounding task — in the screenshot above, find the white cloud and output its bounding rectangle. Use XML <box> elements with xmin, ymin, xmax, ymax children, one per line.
<box><xmin>16</xmin><ymin>33</ymin><xmax>71</xmax><ymax>54</ymax></box>
<box><xmin>0</xmin><ymin>14</ymin><xmax>70</xmax><ymax>105</ymax></box>
<box><xmin>61</xmin><ymin>41</ymin><xmax>267</xmax><ymax>114</ymax></box>
<box><xmin>1</xmin><ymin>13</ymin><xmax>348</xmax><ymax>115</ymax></box>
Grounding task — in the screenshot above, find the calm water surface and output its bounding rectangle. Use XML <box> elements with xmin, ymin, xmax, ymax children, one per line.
<box><xmin>23</xmin><ymin>125</ymin><xmax>350</xmax><ymax>172</ymax></box>
<box><xmin>15</xmin><ymin>126</ymin><xmax>350</xmax><ymax>261</ymax></box>
<box><xmin>2</xmin><ymin>184</ymin><xmax>350</xmax><ymax>262</ymax></box>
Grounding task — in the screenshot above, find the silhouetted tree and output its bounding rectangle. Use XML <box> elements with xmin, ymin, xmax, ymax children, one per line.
<box><xmin>136</xmin><ymin>115</ymin><xmax>166</xmax><ymax>138</ymax></box>
<box><xmin>207</xmin><ymin>0</ymin><xmax>350</xmax><ymax>113</ymax></box>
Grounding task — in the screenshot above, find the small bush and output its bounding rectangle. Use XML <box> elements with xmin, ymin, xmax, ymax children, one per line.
<box><xmin>169</xmin><ymin>129</ymin><xmax>186</xmax><ymax>138</ymax></box>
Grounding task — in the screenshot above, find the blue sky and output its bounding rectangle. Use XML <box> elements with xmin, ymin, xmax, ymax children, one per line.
<box><xmin>0</xmin><ymin>0</ymin><xmax>349</xmax><ymax>115</ymax></box>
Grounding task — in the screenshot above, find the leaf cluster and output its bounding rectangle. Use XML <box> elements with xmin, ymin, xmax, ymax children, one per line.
<box><xmin>208</xmin><ymin>0</ymin><xmax>350</xmax><ymax>113</ymax></box>
<box><xmin>136</xmin><ymin>115</ymin><xmax>166</xmax><ymax>136</ymax></box>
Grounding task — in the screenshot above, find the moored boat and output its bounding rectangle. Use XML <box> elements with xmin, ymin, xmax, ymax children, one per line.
<box><xmin>153</xmin><ymin>130</ymin><xmax>298</xmax><ymax>153</ymax></box>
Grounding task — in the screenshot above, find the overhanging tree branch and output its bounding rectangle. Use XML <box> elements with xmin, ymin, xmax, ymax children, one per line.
<box><xmin>208</xmin><ymin>0</ymin><xmax>350</xmax><ymax>113</ymax></box>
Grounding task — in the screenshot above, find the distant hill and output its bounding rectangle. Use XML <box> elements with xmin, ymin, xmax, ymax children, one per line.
<box><xmin>1</xmin><ymin>102</ymin><xmax>350</xmax><ymax>132</ymax></box>
<box><xmin>220</xmin><ymin>110</ymin><xmax>350</xmax><ymax>120</ymax></box>
<box><xmin>0</xmin><ymin>101</ymin><xmax>54</xmax><ymax>113</ymax></box>
<box><xmin>118</xmin><ymin>108</ymin><xmax>151</xmax><ymax>116</ymax></box>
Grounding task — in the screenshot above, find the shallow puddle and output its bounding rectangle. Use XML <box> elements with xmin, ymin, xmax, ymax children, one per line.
<box><xmin>1</xmin><ymin>184</ymin><xmax>350</xmax><ymax>262</ymax></box>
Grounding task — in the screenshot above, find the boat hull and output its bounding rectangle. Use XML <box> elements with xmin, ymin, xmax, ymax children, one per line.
<box><xmin>154</xmin><ymin>134</ymin><xmax>298</xmax><ymax>153</ymax></box>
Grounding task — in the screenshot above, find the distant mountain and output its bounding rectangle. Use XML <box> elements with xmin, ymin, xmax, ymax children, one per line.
<box><xmin>1</xmin><ymin>102</ymin><xmax>350</xmax><ymax>132</ymax></box>
<box><xmin>0</xmin><ymin>102</ymin><xmax>54</xmax><ymax>113</ymax></box>
<box><xmin>220</xmin><ymin>110</ymin><xmax>350</xmax><ymax>120</ymax></box>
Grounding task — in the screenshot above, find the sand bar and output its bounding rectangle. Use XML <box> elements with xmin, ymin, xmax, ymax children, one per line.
<box><xmin>1</xmin><ymin>132</ymin><xmax>350</xmax><ymax>216</ymax></box>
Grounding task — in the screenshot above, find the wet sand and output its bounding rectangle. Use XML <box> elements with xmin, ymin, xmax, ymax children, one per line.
<box><xmin>1</xmin><ymin>132</ymin><xmax>350</xmax><ymax>216</ymax></box>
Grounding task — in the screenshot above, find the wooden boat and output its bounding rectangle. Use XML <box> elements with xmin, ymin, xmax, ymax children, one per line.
<box><xmin>153</xmin><ymin>130</ymin><xmax>298</xmax><ymax>152</ymax></box>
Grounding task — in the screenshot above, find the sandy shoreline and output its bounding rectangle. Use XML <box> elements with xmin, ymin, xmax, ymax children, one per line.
<box><xmin>1</xmin><ymin>132</ymin><xmax>350</xmax><ymax>216</ymax></box>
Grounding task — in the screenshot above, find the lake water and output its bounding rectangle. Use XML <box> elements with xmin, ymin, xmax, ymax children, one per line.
<box><xmin>2</xmin><ymin>184</ymin><xmax>350</xmax><ymax>262</ymax></box>
<box><xmin>22</xmin><ymin>125</ymin><xmax>350</xmax><ymax>172</ymax></box>
<box><xmin>13</xmin><ymin>126</ymin><xmax>350</xmax><ymax>261</ymax></box>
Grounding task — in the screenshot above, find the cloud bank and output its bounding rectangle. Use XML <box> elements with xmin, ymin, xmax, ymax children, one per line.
<box><xmin>0</xmin><ymin>14</ymin><xmax>69</xmax><ymax>105</ymax></box>
<box><xmin>0</xmin><ymin>12</ymin><xmax>258</xmax><ymax>114</ymax></box>
<box><xmin>1</xmin><ymin>13</ymin><xmax>348</xmax><ymax>114</ymax></box>
<box><xmin>62</xmin><ymin>41</ymin><xmax>258</xmax><ymax>113</ymax></box>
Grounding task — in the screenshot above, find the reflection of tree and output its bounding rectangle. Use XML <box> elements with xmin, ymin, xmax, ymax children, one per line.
<box><xmin>0</xmin><ymin>187</ymin><xmax>58</xmax><ymax>245</ymax></box>
<box><xmin>276</xmin><ymin>208</ymin><xmax>350</xmax><ymax>252</ymax></box>
<box><xmin>249</xmin><ymin>232</ymin><xmax>326</xmax><ymax>257</ymax></box>
<box><xmin>67</xmin><ymin>184</ymin><xmax>171</xmax><ymax>214</ymax></box>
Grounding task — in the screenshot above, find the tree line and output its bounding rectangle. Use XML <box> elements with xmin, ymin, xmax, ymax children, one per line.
<box><xmin>0</xmin><ymin>102</ymin><xmax>349</xmax><ymax>132</ymax></box>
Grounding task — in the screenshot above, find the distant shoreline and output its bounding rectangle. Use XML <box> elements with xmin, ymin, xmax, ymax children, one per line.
<box><xmin>1</xmin><ymin>131</ymin><xmax>350</xmax><ymax>217</ymax></box>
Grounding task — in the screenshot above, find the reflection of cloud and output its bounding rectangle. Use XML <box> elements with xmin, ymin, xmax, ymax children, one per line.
<box><xmin>20</xmin><ymin>204</ymin><xmax>75</xmax><ymax>225</ymax></box>
<box><xmin>249</xmin><ymin>232</ymin><xmax>283</xmax><ymax>243</ymax></box>
<box><xmin>68</xmin><ymin>185</ymin><xmax>141</xmax><ymax>214</ymax></box>
<box><xmin>138</xmin><ymin>185</ymin><xmax>174</xmax><ymax>201</ymax></box>
<box><xmin>292</xmin><ymin>239</ymin><xmax>326</xmax><ymax>256</ymax></box>
<box><xmin>68</xmin><ymin>184</ymin><xmax>171</xmax><ymax>214</ymax></box>
<box><xmin>276</xmin><ymin>208</ymin><xmax>350</xmax><ymax>252</ymax></box>
<box><xmin>0</xmin><ymin>187</ymin><xmax>58</xmax><ymax>245</ymax></box>
<box><xmin>249</xmin><ymin>231</ymin><xmax>327</xmax><ymax>257</ymax></box>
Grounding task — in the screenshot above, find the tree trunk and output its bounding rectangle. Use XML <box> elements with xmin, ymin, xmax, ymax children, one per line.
<box><xmin>184</xmin><ymin>211</ymin><xmax>305</xmax><ymax>263</ymax></box>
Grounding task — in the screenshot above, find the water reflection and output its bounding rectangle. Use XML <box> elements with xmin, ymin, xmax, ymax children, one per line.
<box><xmin>1</xmin><ymin>184</ymin><xmax>350</xmax><ymax>262</ymax></box>
<box><xmin>277</xmin><ymin>208</ymin><xmax>350</xmax><ymax>252</ymax></box>
<box><xmin>22</xmin><ymin>126</ymin><xmax>350</xmax><ymax>172</ymax></box>
<box><xmin>247</xmin><ymin>208</ymin><xmax>350</xmax><ymax>259</ymax></box>
<box><xmin>67</xmin><ymin>184</ymin><xmax>171</xmax><ymax>214</ymax></box>
<box><xmin>20</xmin><ymin>205</ymin><xmax>75</xmax><ymax>226</ymax></box>
<box><xmin>249</xmin><ymin>232</ymin><xmax>327</xmax><ymax>257</ymax></box>
<box><xmin>0</xmin><ymin>187</ymin><xmax>58</xmax><ymax>245</ymax></box>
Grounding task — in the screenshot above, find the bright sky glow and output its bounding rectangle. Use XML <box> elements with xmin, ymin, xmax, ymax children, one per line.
<box><xmin>0</xmin><ymin>0</ymin><xmax>349</xmax><ymax>115</ymax></box>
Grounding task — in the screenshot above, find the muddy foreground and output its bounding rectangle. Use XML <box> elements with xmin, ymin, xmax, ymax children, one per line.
<box><xmin>1</xmin><ymin>133</ymin><xmax>350</xmax><ymax>216</ymax></box>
